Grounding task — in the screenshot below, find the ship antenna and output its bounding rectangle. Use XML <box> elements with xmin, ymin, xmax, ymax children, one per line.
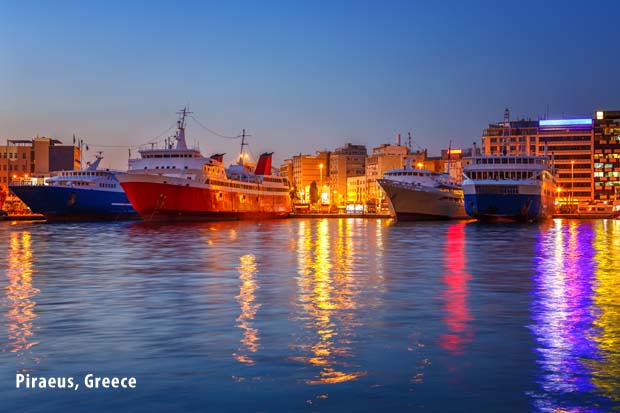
<box><xmin>408</xmin><ymin>132</ymin><xmax>412</xmax><ymax>153</ymax></box>
<box><xmin>238</xmin><ymin>129</ymin><xmax>252</xmax><ymax>165</ymax></box>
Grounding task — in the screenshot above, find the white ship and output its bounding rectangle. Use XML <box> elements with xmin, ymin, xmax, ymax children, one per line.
<box><xmin>377</xmin><ymin>167</ymin><xmax>467</xmax><ymax>221</ymax></box>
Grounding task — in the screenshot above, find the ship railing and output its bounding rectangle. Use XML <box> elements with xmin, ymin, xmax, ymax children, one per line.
<box><xmin>382</xmin><ymin>179</ymin><xmax>435</xmax><ymax>192</ymax></box>
<box><xmin>9</xmin><ymin>178</ymin><xmax>47</xmax><ymax>186</ymax></box>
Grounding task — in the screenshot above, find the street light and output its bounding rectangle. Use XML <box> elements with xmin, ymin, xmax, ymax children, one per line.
<box><xmin>417</xmin><ymin>162</ymin><xmax>423</xmax><ymax>169</ymax></box>
<box><xmin>571</xmin><ymin>160</ymin><xmax>575</xmax><ymax>208</ymax></box>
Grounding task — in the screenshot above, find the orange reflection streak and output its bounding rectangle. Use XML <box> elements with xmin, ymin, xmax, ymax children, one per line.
<box><xmin>294</xmin><ymin>219</ymin><xmax>366</xmax><ymax>385</ymax></box>
<box><xmin>4</xmin><ymin>231</ymin><xmax>40</xmax><ymax>359</ymax></box>
<box><xmin>439</xmin><ymin>223</ymin><xmax>473</xmax><ymax>355</ymax></box>
<box><xmin>233</xmin><ymin>254</ymin><xmax>260</xmax><ymax>365</ymax></box>
<box><xmin>589</xmin><ymin>220</ymin><xmax>620</xmax><ymax>400</ymax></box>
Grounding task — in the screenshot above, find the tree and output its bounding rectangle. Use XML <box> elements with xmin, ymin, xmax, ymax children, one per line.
<box><xmin>309</xmin><ymin>181</ymin><xmax>319</xmax><ymax>205</ymax></box>
<box><xmin>290</xmin><ymin>184</ymin><xmax>300</xmax><ymax>201</ymax></box>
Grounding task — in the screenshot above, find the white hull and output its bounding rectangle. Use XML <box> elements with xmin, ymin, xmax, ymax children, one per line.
<box><xmin>378</xmin><ymin>179</ymin><xmax>468</xmax><ymax>220</ymax></box>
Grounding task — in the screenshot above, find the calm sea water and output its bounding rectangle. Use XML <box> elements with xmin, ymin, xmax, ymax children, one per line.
<box><xmin>1</xmin><ymin>218</ymin><xmax>619</xmax><ymax>412</ymax></box>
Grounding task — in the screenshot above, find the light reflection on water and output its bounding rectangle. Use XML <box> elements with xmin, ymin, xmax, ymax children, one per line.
<box><xmin>1</xmin><ymin>219</ymin><xmax>620</xmax><ymax>412</ymax></box>
<box><xmin>440</xmin><ymin>223</ymin><xmax>473</xmax><ymax>355</ymax></box>
<box><xmin>529</xmin><ymin>219</ymin><xmax>620</xmax><ymax>412</ymax></box>
<box><xmin>291</xmin><ymin>219</ymin><xmax>367</xmax><ymax>385</ymax></box>
<box><xmin>590</xmin><ymin>220</ymin><xmax>620</xmax><ymax>403</ymax></box>
<box><xmin>3</xmin><ymin>231</ymin><xmax>40</xmax><ymax>366</ymax></box>
<box><xmin>233</xmin><ymin>254</ymin><xmax>259</xmax><ymax>365</ymax></box>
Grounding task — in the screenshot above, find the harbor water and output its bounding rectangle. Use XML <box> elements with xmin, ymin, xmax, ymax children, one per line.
<box><xmin>1</xmin><ymin>218</ymin><xmax>620</xmax><ymax>412</ymax></box>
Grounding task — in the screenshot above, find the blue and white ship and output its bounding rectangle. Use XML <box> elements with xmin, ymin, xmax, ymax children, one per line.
<box><xmin>462</xmin><ymin>153</ymin><xmax>556</xmax><ymax>222</ymax></box>
<box><xmin>9</xmin><ymin>153</ymin><xmax>138</xmax><ymax>221</ymax></box>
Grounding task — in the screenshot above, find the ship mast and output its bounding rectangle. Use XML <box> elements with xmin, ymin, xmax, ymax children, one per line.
<box><xmin>175</xmin><ymin>106</ymin><xmax>192</xmax><ymax>150</ymax></box>
<box><xmin>238</xmin><ymin>129</ymin><xmax>252</xmax><ymax>165</ymax></box>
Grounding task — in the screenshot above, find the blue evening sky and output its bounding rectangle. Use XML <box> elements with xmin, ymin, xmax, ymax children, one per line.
<box><xmin>1</xmin><ymin>0</ymin><xmax>618</xmax><ymax>169</ymax></box>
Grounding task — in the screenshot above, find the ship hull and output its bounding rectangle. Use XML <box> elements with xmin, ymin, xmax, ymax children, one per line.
<box><xmin>118</xmin><ymin>175</ymin><xmax>291</xmax><ymax>222</ymax></box>
<box><xmin>377</xmin><ymin>179</ymin><xmax>468</xmax><ymax>221</ymax></box>
<box><xmin>463</xmin><ymin>185</ymin><xmax>555</xmax><ymax>222</ymax></box>
<box><xmin>9</xmin><ymin>185</ymin><xmax>139</xmax><ymax>221</ymax></box>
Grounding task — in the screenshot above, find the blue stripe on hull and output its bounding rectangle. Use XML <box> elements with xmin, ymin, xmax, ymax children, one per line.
<box><xmin>9</xmin><ymin>186</ymin><xmax>138</xmax><ymax>220</ymax></box>
<box><xmin>464</xmin><ymin>193</ymin><xmax>547</xmax><ymax>221</ymax></box>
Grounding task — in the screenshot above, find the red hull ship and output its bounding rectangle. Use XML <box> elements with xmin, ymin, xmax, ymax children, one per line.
<box><xmin>117</xmin><ymin>108</ymin><xmax>291</xmax><ymax>221</ymax></box>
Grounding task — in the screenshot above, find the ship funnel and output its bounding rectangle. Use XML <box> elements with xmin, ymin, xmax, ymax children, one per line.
<box><xmin>210</xmin><ymin>153</ymin><xmax>225</xmax><ymax>163</ymax></box>
<box><xmin>472</xmin><ymin>142</ymin><xmax>477</xmax><ymax>157</ymax></box>
<box><xmin>254</xmin><ymin>152</ymin><xmax>273</xmax><ymax>175</ymax></box>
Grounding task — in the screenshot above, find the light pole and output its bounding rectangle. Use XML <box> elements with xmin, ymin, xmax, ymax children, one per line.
<box><xmin>571</xmin><ymin>160</ymin><xmax>575</xmax><ymax>209</ymax></box>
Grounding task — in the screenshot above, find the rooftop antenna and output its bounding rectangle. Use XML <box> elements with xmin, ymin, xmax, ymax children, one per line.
<box><xmin>502</xmin><ymin>108</ymin><xmax>510</xmax><ymax>156</ymax></box>
<box><xmin>238</xmin><ymin>129</ymin><xmax>252</xmax><ymax>165</ymax></box>
<box><xmin>447</xmin><ymin>139</ymin><xmax>452</xmax><ymax>174</ymax></box>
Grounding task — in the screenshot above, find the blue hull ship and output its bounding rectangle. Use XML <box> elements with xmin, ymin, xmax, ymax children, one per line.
<box><xmin>9</xmin><ymin>154</ymin><xmax>138</xmax><ymax>221</ymax></box>
<box><xmin>462</xmin><ymin>154</ymin><xmax>556</xmax><ymax>222</ymax></box>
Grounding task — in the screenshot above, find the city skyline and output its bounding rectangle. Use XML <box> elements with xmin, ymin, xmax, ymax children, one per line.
<box><xmin>2</xmin><ymin>0</ymin><xmax>619</xmax><ymax>169</ymax></box>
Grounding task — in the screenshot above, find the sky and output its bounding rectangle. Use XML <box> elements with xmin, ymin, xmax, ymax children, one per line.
<box><xmin>1</xmin><ymin>0</ymin><xmax>619</xmax><ymax>170</ymax></box>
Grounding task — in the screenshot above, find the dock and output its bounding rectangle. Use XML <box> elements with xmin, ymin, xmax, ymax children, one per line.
<box><xmin>289</xmin><ymin>213</ymin><xmax>393</xmax><ymax>219</ymax></box>
<box><xmin>0</xmin><ymin>214</ymin><xmax>45</xmax><ymax>222</ymax></box>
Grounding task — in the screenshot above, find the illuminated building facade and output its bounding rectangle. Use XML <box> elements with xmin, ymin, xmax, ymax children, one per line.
<box><xmin>482</xmin><ymin>119</ymin><xmax>539</xmax><ymax>157</ymax></box>
<box><xmin>290</xmin><ymin>151</ymin><xmax>330</xmax><ymax>203</ymax></box>
<box><xmin>329</xmin><ymin>143</ymin><xmax>367</xmax><ymax>206</ymax></box>
<box><xmin>481</xmin><ymin>117</ymin><xmax>594</xmax><ymax>204</ymax></box>
<box><xmin>365</xmin><ymin>144</ymin><xmax>409</xmax><ymax>204</ymax></box>
<box><xmin>279</xmin><ymin>158</ymin><xmax>293</xmax><ymax>183</ymax></box>
<box><xmin>593</xmin><ymin>110</ymin><xmax>620</xmax><ymax>202</ymax></box>
<box><xmin>346</xmin><ymin>175</ymin><xmax>366</xmax><ymax>205</ymax></box>
<box><xmin>1</xmin><ymin>137</ymin><xmax>80</xmax><ymax>204</ymax></box>
<box><xmin>538</xmin><ymin>119</ymin><xmax>594</xmax><ymax>205</ymax></box>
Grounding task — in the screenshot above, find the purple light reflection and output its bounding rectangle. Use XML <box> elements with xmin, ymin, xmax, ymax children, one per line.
<box><xmin>529</xmin><ymin>221</ymin><xmax>600</xmax><ymax>411</ymax></box>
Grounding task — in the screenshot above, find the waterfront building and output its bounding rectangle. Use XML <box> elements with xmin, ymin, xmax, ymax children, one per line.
<box><xmin>328</xmin><ymin>143</ymin><xmax>367</xmax><ymax>207</ymax></box>
<box><xmin>481</xmin><ymin>112</ymin><xmax>594</xmax><ymax>205</ymax></box>
<box><xmin>290</xmin><ymin>151</ymin><xmax>330</xmax><ymax>204</ymax></box>
<box><xmin>346</xmin><ymin>175</ymin><xmax>366</xmax><ymax>206</ymax></box>
<box><xmin>1</xmin><ymin>137</ymin><xmax>80</xmax><ymax>207</ymax></box>
<box><xmin>482</xmin><ymin>119</ymin><xmax>539</xmax><ymax>157</ymax></box>
<box><xmin>538</xmin><ymin>119</ymin><xmax>594</xmax><ymax>205</ymax></box>
<box><xmin>365</xmin><ymin>144</ymin><xmax>409</xmax><ymax>206</ymax></box>
<box><xmin>441</xmin><ymin>148</ymin><xmax>476</xmax><ymax>184</ymax></box>
<box><xmin>593</xmin><ymin>110</ymin><xmax>620</xmax><ymax>202</ymax></box>
<box><xmin>279</xmin><ymin>158</ymin><xmax>293</xmax><ymax>184</ymax></box>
